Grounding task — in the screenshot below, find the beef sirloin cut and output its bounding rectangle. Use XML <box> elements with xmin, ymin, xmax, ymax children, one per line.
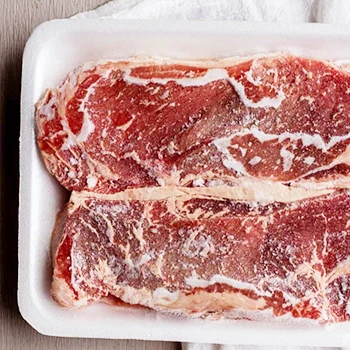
<box><xmin>36</xmin><ymin>54</ymin><xmax>350</xmax><ymax>322</ymax></box>
<box><xmin>52</xmin><ymin>190</ymin><xmax>350</xmax><ymax>322</ymax></box>
<box><xmin>36</xmin><ymin>54</ymin><xmax>350</xmax><ymax>193</ymax></box>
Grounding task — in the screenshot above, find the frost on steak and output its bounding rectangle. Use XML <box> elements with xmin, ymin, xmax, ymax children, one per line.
<box><xmin>52</xmin><ymin>190</ymin><xmax>350</xmax><ymax>322</ymax></box>
<box><xmin>36</xmin><ymin>54</ymin><xmax>350</xmax><ymax>193</ymax></box>
<box><xmin>35</xmin><ymin>54</ymin><xmax>350</xmax><ymax>322</ymax></box>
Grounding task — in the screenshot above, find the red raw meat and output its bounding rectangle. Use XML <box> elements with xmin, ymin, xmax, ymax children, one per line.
<box><xmin>36</xmin><ymin>54</ymin><xmax>350</xmax><ymax>322</ymax></box>
<box><xmin>52</xmin><ymin>190</ymin><xmax>350</xmax><ymax>322</ymax></box>
<box><xmin>36</xmin><ymin>54</ymin><xmax>350</xmax><ymax>193</ymax></box>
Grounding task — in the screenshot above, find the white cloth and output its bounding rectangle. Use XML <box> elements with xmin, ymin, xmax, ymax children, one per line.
<box><xmin>74</xmin><ymin>1</ymin><xmax>350</xmax><ymax>349</ymax></box>
<box><xmin>74</xmin><ymin>0</ymin><xmax>350</xmax><ymax>23</ymax></box>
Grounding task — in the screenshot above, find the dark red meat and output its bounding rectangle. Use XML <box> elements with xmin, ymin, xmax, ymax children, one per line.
<box><xmin>52</xmin><ymin>190</ymin><xmax>350</xmax><ymax>322</ymax></box>
<box><xmin>36</xmin><ymin>55</ymin><xmax>350</xmax><ymax>193</ymax></box>
<box><xmin>36</xmin><ymin>54</ymin><xmax>350</xmax><ymax>322</ymax></box>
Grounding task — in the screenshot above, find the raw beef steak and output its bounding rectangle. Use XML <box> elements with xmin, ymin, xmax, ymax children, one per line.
<box><xmin>36</xmin><ymin>54</ymin><xmax>350</xmax><ymax>193</ymax></box>
<box><xmin>36</xmin><ymin>54</ymin><xmax>350</xmax><ymax>322</ymax></box>
<box><xmin>52</xmin><ymin>189</ymin><xmax>350</xmax><ymax>322</ymax></box>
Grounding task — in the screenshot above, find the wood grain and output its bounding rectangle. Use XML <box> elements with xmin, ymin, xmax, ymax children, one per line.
<box><xmin>0</xmin><ymin>1</ymin><xmax>180</xmax><ymax>349</ymax></box>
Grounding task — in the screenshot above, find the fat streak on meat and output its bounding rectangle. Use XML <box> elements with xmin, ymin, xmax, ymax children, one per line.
<box><xmin>36</xmin><ymin>54</ymin><xmax>350</xmax><ymax>322</ymax></box>
<box><xmin>52</xmin><ymin>189</ymin><xmax>350</xmax><ymax>322</ymax></box>
<box><xmin>36</xmin><ymin>54</ymin><xmax>350</xmax><ymax>193</ymax></box>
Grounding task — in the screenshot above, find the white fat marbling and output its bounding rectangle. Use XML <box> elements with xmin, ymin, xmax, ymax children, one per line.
<box><xmin>280</xmin><ymin>148</ymin><xmax>295</xmax><ymax>172</ymax></box>
<box><xmin>153</xmin><ymin>288</ymin><xmax>179</xmax><ymax>305</ymax></box>
<box><xmin>87</xmin><ymin>176</ymin><xmax>98</xmax><ymax>188</ymax></box>
<box><xmin>304</xmin><ymin>156</ymin><xmax>315</xmax><ymax>165</ymax></box>
<box><xmin>123</xmin><ymin>68</ymin><xmax>286</xmax><ymax>109</ymax></box>
<box><xmin>185</xmin><ymin>275</ymin><xmax>272</xmax><ymax>298</ymax></box>
<box><xmin>249</xmin><ymin>156</ymin><xmax>262</xmax><ymax>166</ymax></box>
<box><xmin>213</xmin><ymin>137</ymin><xmax>249</xmax><ymax>176</ymax></box>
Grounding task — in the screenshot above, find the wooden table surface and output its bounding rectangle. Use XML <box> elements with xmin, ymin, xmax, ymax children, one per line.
<box><xmin>0</xmin><ymin>1</ymin><xmax>180</xmax><ymax>349</ymax></box>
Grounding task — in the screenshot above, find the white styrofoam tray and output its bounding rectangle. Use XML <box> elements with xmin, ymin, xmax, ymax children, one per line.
<box><xmin>19</xmin><ymin>19</ymin><xmax>350</xmax><ymax>346</ymax></box>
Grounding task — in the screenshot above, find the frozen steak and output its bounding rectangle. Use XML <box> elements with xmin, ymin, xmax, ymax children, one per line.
<box><xmin>37</xmin><ymin>54</ymin><xmax>350</xmax><ymax>322</ymax></box>
<box><xmin>36</xmin><ymin>54</ymin><xmax>350</xmax><ymax>193</ymax></box>
<box><xmin>52</xmin><ymin>190</ymin><xmax>350</xmax><ymax>322</ymax></box>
